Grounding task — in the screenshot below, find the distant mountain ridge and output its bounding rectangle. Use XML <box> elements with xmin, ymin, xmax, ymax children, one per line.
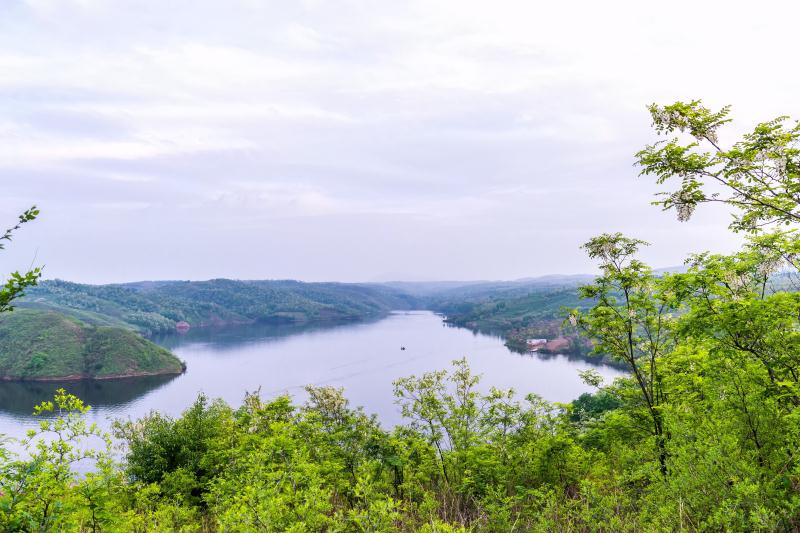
<box><xmin>21</xmin><ymin>278</ymin><xmax>418</xmax><ymax>336</ymax></box>
<box><xmin>17</xmin><ymin>274</ymin><xmax>600</xmax><ymax>339</ymax></box>
<box><xmin>379</xmin><ymin>274</ymin><xmax>595</xmax><ymax>298</ymax></box>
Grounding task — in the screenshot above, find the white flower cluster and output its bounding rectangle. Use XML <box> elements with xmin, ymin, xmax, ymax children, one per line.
<box><xmin>775</xmin><ymin>156</ymin><xmax>789</xmax><ymax>177</ymax></box>
<box><xmin>705</xmin><ymin>130</ymin><xmax>719</xmax><ymax>144</ymax></box>
<box><xmin>596</xmin><ymin>241</ymin><xmax>616</xmax><ymax>262</ymax></box>
<box><xmin>723</xmin><ymin>273</ymin><xmax>746</xmax><ymax>295</ymax></box>
<box><xmin>757</xmin><ymin>257</ymin><xmax>783</xmax><ymax>278</ymax></box>
<box><xmin>670</xmin><ymin>189</ymin><xmax>697</xmax><ymax>222</ymax></box>
<box><xmin>754</xmin><ymin>150</ymin><xmax>791</xmax><ymax>178</ymax></box>
<box><xmin>652</xmin><ymin>107</ymin><xmax>718</xmax><ymax>143</ymax></box>
<box><xmin>653</xmin><ymin>109</ymin><xmax>686</xmax><ymax>132</ymax></box>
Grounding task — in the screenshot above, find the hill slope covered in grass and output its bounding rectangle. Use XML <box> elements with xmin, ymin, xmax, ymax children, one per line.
<box><xmin>0</xmin><ymin>309</ymin><xmax>185</xmax><ymax>380</ymax></box>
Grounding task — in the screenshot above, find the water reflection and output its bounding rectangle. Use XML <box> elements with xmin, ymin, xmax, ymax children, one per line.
<box><xmin>152</xmin><ymin>318</ymin><xmax>378</xmax><ymax>351</ymax></box>
<box><xmin>0</xmin><ymin>374</ymin><xmax>178</xmax><ymax>419</ymax></box>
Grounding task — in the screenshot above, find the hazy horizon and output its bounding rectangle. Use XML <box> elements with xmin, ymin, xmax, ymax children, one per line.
<box><xmin>34</xmin><ymin>272</ymin><xmax>602</xmax><ymax>286</ymax></box>
<box><xmin>4</xmin><ymin>1</ymin><xmax>799</xmax><ymax>283</ymax></box>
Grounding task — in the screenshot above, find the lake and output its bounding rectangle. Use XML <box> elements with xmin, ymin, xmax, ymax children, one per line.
<box><xmin>0</xmin><ymin>311</ymin><xmax>624</xmax><ymax>441</ymax></box>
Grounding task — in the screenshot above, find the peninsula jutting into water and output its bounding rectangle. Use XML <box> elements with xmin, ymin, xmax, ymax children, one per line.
<box><xmin>0</xmin><ymin>309</ymin><xmax>184</xmax><ymax>381</ymax></box>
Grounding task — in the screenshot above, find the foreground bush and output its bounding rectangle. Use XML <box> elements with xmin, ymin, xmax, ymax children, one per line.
<box><xmin>1</xmin><ymin>340</ymin><xmax>798</xmax><ymax>532</ymax></box>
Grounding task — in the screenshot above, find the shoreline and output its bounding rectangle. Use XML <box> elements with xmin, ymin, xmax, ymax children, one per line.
<box><xmin>0</xmin><ymin>365</ymin><xmax>186</xmax><ymax>383</ymax></box>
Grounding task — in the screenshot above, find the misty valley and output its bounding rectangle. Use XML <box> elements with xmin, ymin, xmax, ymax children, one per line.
<box><xmin>0</xmin><ymin>310</ymin><xmax>623</xmax><ymax>442</ymax></box>
<box><xmin>0</xmin><ymin>276</ymin><xmax>619</xmax><ymax>440</ymax></box>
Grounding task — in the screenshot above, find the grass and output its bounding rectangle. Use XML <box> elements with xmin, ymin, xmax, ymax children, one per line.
<box><xmin>0</xmin><ymin>308</ymin><xmax>184</xmax><ymax>380</ymax></box>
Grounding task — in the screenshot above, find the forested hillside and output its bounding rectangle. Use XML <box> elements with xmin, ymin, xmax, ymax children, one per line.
<box><xmin>426</xmin><ymin>279</ymin><xmax>590</xmax><ymax>355</ymax></box>
<box><xmin>21</xmin><ymin>278</ymin><xmax>418</xmax><ymax>335</ymax></box>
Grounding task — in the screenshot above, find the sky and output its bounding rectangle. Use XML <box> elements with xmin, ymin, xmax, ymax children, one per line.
<box><xmin>2</xmin><ymin>0</ymin><xmax>799</xmax><ymax>284</ymax></box>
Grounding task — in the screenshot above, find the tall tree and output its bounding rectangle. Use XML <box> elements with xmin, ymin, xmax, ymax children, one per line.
<box><xmin>571</xmin><ymin>233</ymin><xmax>676</xmax><ymax>476</ymax></box>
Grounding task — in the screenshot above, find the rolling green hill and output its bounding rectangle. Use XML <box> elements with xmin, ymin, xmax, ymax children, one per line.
<box><xmin>21</xmin><ymin>279</ymin><xmax>418</xmax><ymax>335</ymax></box>
<box><xmin>424</xmin><ymin>281</ymin><xmax>592</xmax><ymax>356</ymax></box>
<box><xmin>0</xmin><ymin>309</ymin><xmax>185</xmax><ymax>380</ymax></box>
<box><xmin>428</xmin><ymin>286</ymin><xmax>584</xmax><ymax>331</ymax></box>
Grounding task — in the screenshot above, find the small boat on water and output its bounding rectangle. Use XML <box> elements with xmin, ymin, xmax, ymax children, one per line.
<box><xmin>400</xmin><ymin>346</ymin><xmax>406</xmax><ymax>351</ymax></box>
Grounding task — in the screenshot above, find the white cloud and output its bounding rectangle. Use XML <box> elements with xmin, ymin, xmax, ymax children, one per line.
<box><xmin>0</xmin><ymin>127</ymin><xmax>254</xmax><ymax>164</ymax></box>
<box><xmin>1</xmin><ymin>0</ymin><xmax>797</xmax><ymax>282</ymax></box>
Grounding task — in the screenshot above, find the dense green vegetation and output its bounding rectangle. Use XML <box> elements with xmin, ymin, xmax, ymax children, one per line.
<box><xmin>4</xmin><ymin>101</ymin><xmax>800</xmax><ymax>531</ymax></box>
<box><xmin>0</xmin><ymin>308</ymin><xmax>184</xmax><ymax>380</ymax></box>
<box><xmin>426</xmin><ymin>280</ymin><xmax>586</xmax><ymax>324</ymax></box>
<box><xmin>428</xmin><ymin>283</ymin><xmax>588</xmax><ymax>353</ymax></box>
<box><xmin>22</xmin><ymin>279</ymin><xmax>418</xmax><ymax>335</ymax></box>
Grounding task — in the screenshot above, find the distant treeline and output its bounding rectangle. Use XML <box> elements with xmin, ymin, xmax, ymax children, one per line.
<box><xmin>425</xmin><ymin>282</ymin><xmax>594</xmax><ymax>357</ymax></box>
<box><xmin>21</xmin><ymin>279</ymin><xmax>418</xmax><ymax>335</ymax></box>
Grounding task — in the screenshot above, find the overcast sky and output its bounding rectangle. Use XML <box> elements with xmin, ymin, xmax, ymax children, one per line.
<box><xmin>2</xmin><ymin>0</ymin><xmax>798</xmax><ymax>284</ymax></box>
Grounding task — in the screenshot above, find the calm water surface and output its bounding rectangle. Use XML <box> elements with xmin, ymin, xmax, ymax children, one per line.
<box><xmin>0</xmin><ymin>311</ymin><xmax>623</xmax><ymax>440</ymax></box>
